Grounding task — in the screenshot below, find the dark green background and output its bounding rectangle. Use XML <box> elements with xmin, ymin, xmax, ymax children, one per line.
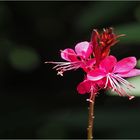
<box><xmin>0</xmin><ymin>1</ymin><xmax>140</xmax><ymax>139</ymax></box>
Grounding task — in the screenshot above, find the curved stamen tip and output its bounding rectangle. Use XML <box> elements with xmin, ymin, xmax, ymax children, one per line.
<box><xmin>129</xmin><ymin>96</ymin><xmax>135</xmax><ymax>100</ymax></box>
<box><xmin>86</xmin><ymin>99</ymin><xmax>93</xmax><ymax>103</ymax></box>
<box><xmin>57</xmin><ymin>71</ymin><xmax>63</xmax><ymax>76</ymax></box>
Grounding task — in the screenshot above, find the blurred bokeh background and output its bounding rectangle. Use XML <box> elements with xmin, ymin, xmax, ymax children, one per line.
<box><xmin>0</xmin><ymin>1</ymin><xmax>140</xmax><ymax>139</ymax></box>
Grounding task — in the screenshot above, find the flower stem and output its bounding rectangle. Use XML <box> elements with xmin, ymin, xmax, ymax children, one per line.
<box><xmin>87</xmin><ymin>92</ymin><xmax>96</xmax><ymax>140</ymax></box>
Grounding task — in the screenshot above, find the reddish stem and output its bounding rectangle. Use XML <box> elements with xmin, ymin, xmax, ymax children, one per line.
<box><xmin>87</xmin><ymin>92</ymin><xmax>96</xmax><ymax>140</ymax></box>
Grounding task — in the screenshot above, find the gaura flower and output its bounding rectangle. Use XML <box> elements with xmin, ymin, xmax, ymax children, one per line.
<box><xmin>90</xmin><ymin>28</ymin><xmax>125</xmax><ymax>66</ymax></box>
<box><xmin>46</xmin><ymin>27</ymin><xmax>140</xmax><ymax>100</ymax></box>
<box><xmin>45</xmin><ymin>41</ymin><xmax>94</xmax><ymax>76</ymax></box>
<box><xmin>87</xmin><ymin>55</ymin><xmax>140</xmax><ymax>100</ymax></box>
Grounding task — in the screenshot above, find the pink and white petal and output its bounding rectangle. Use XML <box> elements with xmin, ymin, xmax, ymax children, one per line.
<box><xmin>99</xmin><ymin>55</ymin><xmax>117</xmax><ymax>73</ymax></box>
<box><xmin>117</xmin><ymin>69</ymin><xmax>140</xmax><ymax>78</ymax></box>
<box><xmin>113</xmin><ymin>57</ymin><xmax>136</xmax><ymax>73</ymax></box>
<box><xmin>87</xmin><ymin>69</ymin><xmax>106</xmax><ymax>81</ymax></box>
<box><xmin>75</xmin><ymin>41</ymin><xmax>92</xmax><ymax>59</ymax></box>
<box><xmin>61</xmin><ymin>48</ymin><xmax>77</xmax><ymax>61</ymax></box>
<box><xmin>77</xmin><ymin>80</ymin><xmax>92</xmax><ymax>94</ymax></box>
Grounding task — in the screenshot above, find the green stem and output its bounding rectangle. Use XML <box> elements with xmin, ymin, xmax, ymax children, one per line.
<box><xmin>87</xmin><ymin>92</ymin><xmax>96</xmax><ymax>140</ymax></box>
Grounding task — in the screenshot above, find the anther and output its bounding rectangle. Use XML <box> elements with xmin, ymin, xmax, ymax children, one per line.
<box><xmin>129</xmin><ymin>96</ymin><xmax>135</xmax><ymax>100</ymax></box>
<box><xmin>57</xmin><ymin>71</ymin><xmax>63</xmax><ymax>76</ymax></box>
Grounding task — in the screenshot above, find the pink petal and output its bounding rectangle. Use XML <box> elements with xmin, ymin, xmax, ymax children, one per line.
<box><xmin>87</xmin><ymin>69</ymin><xmax>106</xmax><ymax>81</ymax></box>
<box><xmin>117</xmin><ymin>69</ymin><xmax>140</xmax><ymax>78</ymax></box>
<box><xmin>96</xmin><ymin>78</ymin><xmax>106</xmax><ymax>88</ymax></box>
<box><xmin>75</xmin><ymin>41</ymin><xmax>92</xmax><ymax>59</ymax></box>
<box><xmin>99</xmin><ymin>55</ymin><xmax>117</xmax><ymax>73</ymax></box>
<box><xmin>81</xmin><ymin>58</ymin><xmax>96</xmax><ymax>73</ymax></box>
<box><xmin>113</xmin><ymin>57</ymin><xmax>136</xmax><ymax>73</ymax></box>
<box><xmin>86</xmin><ymin>58</ymin><xmax>96</xmax><ymax>67</ymax></box>
<box><xmin>61</xmin><ymin>48</ymin><xmax>77</xmax><ymax>61</ymax></box>
<box><xmin>77</xmin><ymin>80</ymin><xmax>92</xmax><ymax>94</ymax></box>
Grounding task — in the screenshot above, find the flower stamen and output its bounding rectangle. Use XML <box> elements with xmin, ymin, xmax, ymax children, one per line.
<box><xmin>46</xmin><ymin>61</ymin><xmax>82</xmax><ymax>76</ymax></box>
<box><xmin>106</xmin><ymin>73</ymin><xmax>135</xmax><ymax>99</ymax></box>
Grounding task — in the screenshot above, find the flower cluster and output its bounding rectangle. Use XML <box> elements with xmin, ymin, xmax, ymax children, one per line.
<box><xmin>46</xmin><ymin>28</ymin><xmax>140</xmax><ymax>100</ymax></box>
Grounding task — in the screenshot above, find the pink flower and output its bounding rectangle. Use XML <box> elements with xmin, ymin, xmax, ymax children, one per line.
<box><xmin>46</xmin><ymin>28</ymin><xmax>140</xmax><ymax>100</ymax></box>
<box><xmin>87</xmin><ymin>55</ymin><xmax>140</xmax><ymax>100</ymax></box>
<box><xmin>46</xmin><ymin>41</ymin><xmax>93</xmax><ymax>76</ymax></box>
